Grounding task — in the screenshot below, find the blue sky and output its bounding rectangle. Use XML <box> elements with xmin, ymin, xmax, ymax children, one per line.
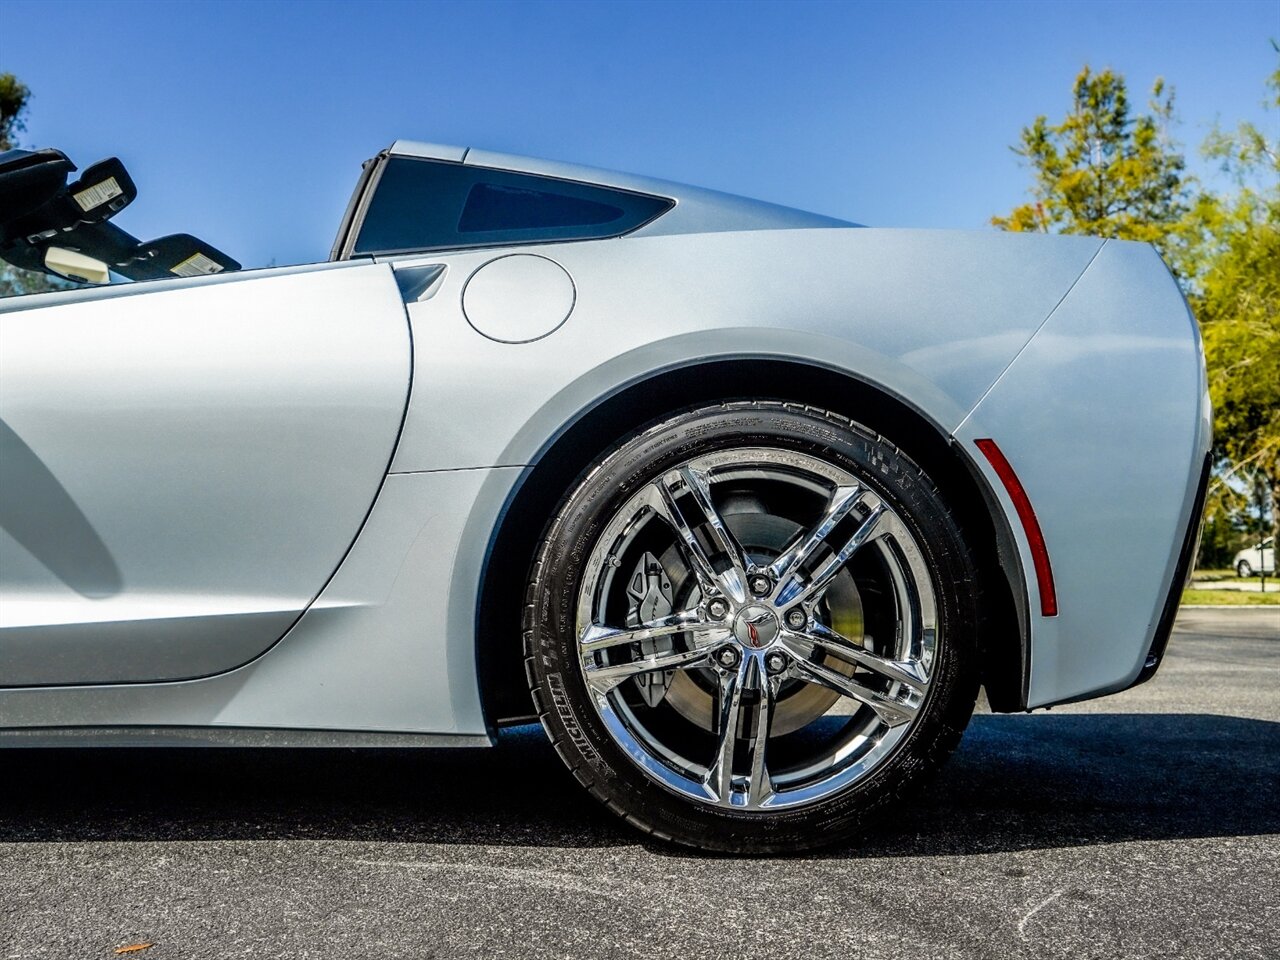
<box><xmin>2</xmin><ymin>0</ymin><xmax>1276</xmax><ymax>267</ymax></box>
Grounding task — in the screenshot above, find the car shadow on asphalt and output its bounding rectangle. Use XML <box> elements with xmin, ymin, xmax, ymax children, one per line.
<box><xmin>0</xmin><ymin>713</ymin><xmax>1276</xmax><ymax>856</ymax></box>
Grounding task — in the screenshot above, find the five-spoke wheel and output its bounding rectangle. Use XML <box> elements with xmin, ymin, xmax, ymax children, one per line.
<box><xmin>526</xmin><ymin>402</ymin><xmax>978</xmax><ymax>852</ymax></box>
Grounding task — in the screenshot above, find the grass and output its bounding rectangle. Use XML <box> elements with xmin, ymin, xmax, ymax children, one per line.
<box><xmin>1182</xmin><ymin>588</ymin><xmax>1280</xmax><ymax>606</ymax></box>
<box><xmin>1191</xmin><ymin>569</ymin><xmax>1273</xmax><ymax>583</ymax></box>
<box><xmin>1190</xmin><ymin>568</ymin><xmax>1237</xmax><ymax>582</ymax></box>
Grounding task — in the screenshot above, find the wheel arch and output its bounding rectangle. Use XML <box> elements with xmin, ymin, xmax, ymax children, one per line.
<box><xmin>476</xmin><ymin>357</ymin><xmax>1031</xmax><ymax>727</ymax></box>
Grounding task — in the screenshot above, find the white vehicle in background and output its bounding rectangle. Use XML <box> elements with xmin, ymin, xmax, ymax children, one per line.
<box><xmin>1234</xmin><ymin>537</ymin><xmax>1275</xmax><ymax>577</ymax></box>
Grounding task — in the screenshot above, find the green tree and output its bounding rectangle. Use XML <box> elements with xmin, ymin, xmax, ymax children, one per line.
<box><xmin>992</xmin><ymin>66</ymin><xmax>1192</xmax><ymax>268</ymax></box>
<box><xmin>1196</xmin><ymin>512</ymin><xmax>1247</xmax><ymax>569</ymax></box>
<box><xmin>0</xmin><ymin>72</ymin><xmax>31</xmax><ymax>151</ymax></box>
<box><xmin>0</xmin><ymin>264</ymin><xmax>73</xmax><ymax>298</ymax></box>
<box><xmin>0</xmin><ymin>73</ymin><xmax>72</xmax><ymax>297</ymax></box>
<box><xmin>996</xmin><ymin>56</ymin><xmax>1280</xmax><ymax>562</ymax></box>
<box><xmin>1191</xmin><ymin>57</ymin><xmax>1280</xmax><ymax>548</ymax></box>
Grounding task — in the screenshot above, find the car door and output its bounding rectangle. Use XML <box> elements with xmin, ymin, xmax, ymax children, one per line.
<box><xmin>0</xmin><ymin>262</ymin><xmax>410</xmax><ymax>686</ymax></box>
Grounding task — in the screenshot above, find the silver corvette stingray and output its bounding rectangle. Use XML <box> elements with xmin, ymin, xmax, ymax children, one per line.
<box><xmin>0</xmin><ymin>142</ymin><xmax>1209</xmax><ymax>852</ymax></box>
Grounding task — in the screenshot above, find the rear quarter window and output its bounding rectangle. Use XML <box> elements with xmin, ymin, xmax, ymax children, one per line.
<box><xmin>352</xmin><ymin>157</ymin><xmax>673</xmax><ymax>255</ymax></box>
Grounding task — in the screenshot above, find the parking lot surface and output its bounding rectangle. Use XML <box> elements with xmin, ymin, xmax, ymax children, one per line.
<box><xmin>1</xmin><ymin>607</ymin><xmax>1277</xmax><ymax>959</ymax></box>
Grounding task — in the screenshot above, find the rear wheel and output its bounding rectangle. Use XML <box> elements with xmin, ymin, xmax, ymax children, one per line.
<box><xmin>524</xmin><ymin>402</ymin><xmax>980</xmax><ymax>853</ymax></box>
<box><xmin>1237</xmin><ymin>560</ymin><xmax>1253</xmax><ymax>578</ymax></box>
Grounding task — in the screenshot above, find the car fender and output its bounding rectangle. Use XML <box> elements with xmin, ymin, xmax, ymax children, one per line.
<box><xmin>954</xmin><ymin>239</ymin><xmax>1211</xmax><ymax>706</ymax></box>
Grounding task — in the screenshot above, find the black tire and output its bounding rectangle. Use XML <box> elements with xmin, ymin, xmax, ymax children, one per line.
<box><xmin>1237</xmin><ymin>560</ymin><xmax>1253</xmax><ymax>578</ymax></box>
<box><xmin>523</xmin><ymin>402</ymin><xmax>980</xmax><ymax>853</ymax></box>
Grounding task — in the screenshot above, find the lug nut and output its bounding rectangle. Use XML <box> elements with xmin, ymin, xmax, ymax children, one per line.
<box><xmin>717</xmin><ymin>646</ymin><xmax>740</xmax><ymax>668</ymax></box>
<box><xmin>749</xmin><ymin>574</ymin><xmax>772</xmax><ymax>596</ymax></box>
<box><xmin>707</xmin><ymin>598</ymin><xmax>730</xmax><ymax>620</ymax></box>
<box><xmin>765</xmin><ymin>652</ymin><xmax>788</xmax><ymax>675</ymax></box>
<box><xmin>785</xmin><ymin>608</ymin><xmax>807</xmax><ymax>630</ymax></box>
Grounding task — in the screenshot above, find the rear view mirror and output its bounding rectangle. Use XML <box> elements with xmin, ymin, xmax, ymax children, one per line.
<box><xmin>44</xmin><ymin>246</ymin><xmax>110</xmax><ymax>284</ymax></box>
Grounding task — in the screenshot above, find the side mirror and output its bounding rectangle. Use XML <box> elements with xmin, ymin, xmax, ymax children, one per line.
<box><xmin>44</xmin><ymin>246</ymin><xmax>110</xmax><ymax>284</ymax></box>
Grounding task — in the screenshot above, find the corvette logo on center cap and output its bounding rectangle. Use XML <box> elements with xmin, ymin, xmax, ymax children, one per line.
<box><xmin>736</xmin><ymin>607</ymin><xmax>778</xmax><ymax>648</ymax></box>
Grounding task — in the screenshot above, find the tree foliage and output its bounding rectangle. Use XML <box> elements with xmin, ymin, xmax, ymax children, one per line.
<box><xmin>0</xmin><ymin>265</ymin><xmax>70</xmax><ymax>297</ymax></box>
<box><xmin>1191</xmin><ymin>58</ymin><xmax>1280</xmax><ymax>544</ymax></box>
<box><xmin>0</xmin><ymin>73</ymin><xmax>71</xmax><ymax>297</ymax></box>
<box><xmin>996</xmin><ymin>54</ymin><xmax>1280</xmax><ymax>558</ymax></box>
<box><xmin>0</xmin><ymin>72</ymin><xmax>31</xmax><ymax>151</ymax></box>
<box><xmin>992</xmin><ymin>67</ymin><xmax>1192</xmax><ymax>265</ymax></box>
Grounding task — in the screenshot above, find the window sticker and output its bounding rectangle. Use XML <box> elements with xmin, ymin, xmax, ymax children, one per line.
<box><xmin>170</xmin><ymin>252</ymin><xmax>225</xmax><ymax>277</ymax></box>
<box><xmin>73</xmin><ymin>176</ymin><xmax>124</xmax><ymax>211</ymax></box>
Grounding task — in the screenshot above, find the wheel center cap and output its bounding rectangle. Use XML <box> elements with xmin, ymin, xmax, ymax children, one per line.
<box><xmin>733</xmin><ymin>605</ymin><xmax>779</xmax><ymax>649</ymax></box>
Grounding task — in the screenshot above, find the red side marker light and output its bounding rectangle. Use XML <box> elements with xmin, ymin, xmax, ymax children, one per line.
<box><xmin>974</xmin><ymin>438</ymin><xmax>1058</xmax><ymax>617</ymax></box>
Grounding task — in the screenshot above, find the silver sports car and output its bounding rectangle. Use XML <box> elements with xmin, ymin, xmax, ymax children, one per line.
<box><xmin>0</xmin><ymin>142</ymin><xmax>1210</xmax><ymax>852</ymax></box>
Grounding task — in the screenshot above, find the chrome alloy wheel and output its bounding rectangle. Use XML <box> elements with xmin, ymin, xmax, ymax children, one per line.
<box><xmin>574</xmin><ymin>446</ymin><xmax>938</xmax><ymax>811</ymax></box>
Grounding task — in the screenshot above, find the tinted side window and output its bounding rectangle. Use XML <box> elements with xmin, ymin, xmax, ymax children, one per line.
<box><xmin>353</xmin><ymin>158</ymin><xmax>673</xmax><ymax>255</ymax></box>
<box><xmin>458</xmin><ymin>182</ymin><xmax>624</xmax><ymax>233</ymax></box>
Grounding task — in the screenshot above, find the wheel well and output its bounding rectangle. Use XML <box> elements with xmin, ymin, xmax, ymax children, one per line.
<box><xmin>477</xmin><ymin>359</ymin><xmax>1030</xmax><ymax>727</ymax></box>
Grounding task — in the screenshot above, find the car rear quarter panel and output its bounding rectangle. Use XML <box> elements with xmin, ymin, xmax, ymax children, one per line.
<box><xmin>388</xmin><ymin>227</ymin><xmax>1105</xmax><ymax>473</ymax></box>
<box><xmin>954</xmin><ymin>239</ymin><xmax>1211</xmax><ymax>706</ymax></box>
<box><xmin>380</xmin><ymin>227</ymin><xmax>1107</xmax><ymax>732</ymax></box>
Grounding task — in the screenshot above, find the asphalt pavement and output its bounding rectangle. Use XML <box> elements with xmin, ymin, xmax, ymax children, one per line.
<box><xmin>1</xmin><ymin>607</ymin><xmax>1277</xmax><ymax>960</ymax></box>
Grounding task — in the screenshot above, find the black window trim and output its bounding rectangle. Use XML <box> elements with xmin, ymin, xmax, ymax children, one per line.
<box><xmin>330</xmin><ymin>150</ymin><xmax>390</xmax><ymax>262</ymax></box>
<box><xmin>337</xmin><ymin>154</ymin><xmax>676</xmax><ymax>261</ymax></box>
